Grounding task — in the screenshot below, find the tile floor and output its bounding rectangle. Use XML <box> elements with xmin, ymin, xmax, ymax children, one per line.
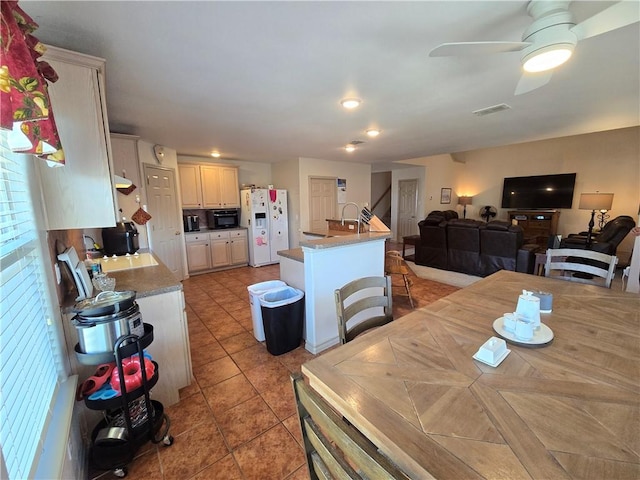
<box><xmin>93</xmin><ymin>244</ymin><xmax>459</xmax><ymax>479</ymax></box>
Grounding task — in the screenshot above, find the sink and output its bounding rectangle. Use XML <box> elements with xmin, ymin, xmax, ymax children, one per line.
<box><xmin>99</xmin><ymin>252</ymin><xmax>158</xmax><ymax>273</ymax></box>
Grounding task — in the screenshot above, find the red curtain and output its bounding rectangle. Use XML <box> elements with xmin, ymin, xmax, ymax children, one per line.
<box><xmin>1</xmin><ymin>0</ymin><xmax>65</xmax><ymax>164</ymax></box>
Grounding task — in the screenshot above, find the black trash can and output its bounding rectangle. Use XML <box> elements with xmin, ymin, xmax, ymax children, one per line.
<box><xmin>259</xmin><ymin>286</ymin><xmax>305</xmax><ymax>355</ymax></box>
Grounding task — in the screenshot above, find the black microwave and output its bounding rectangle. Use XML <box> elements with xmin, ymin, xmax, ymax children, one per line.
<box><xmin>207</xmin><ymin>209</ymin><xmax>239</xmax><ymax>229</ymax></box>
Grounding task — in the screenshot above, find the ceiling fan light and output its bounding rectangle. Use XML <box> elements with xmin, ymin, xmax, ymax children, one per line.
<box><xmin>522</xmin><ymin>44</ymin><xmax>574</xmax><ymax>72</ymax></box>
<box><xmin>340</xmin><ymin>98</ymin><xmax>361</xmax><ymax>109</ymax></box>
<box><xmin>345</xmin><ymin>144</ymin><xmax>356</xmax><ymax>152</ymax></box>
<box><xmin>366</xmin><ymin>128</ymin><xmax>381</xmax><ymax>137</ymax></box>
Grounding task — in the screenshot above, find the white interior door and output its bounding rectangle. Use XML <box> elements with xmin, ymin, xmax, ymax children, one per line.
<box><xmin>309</xmin><ymin>177</ymin><xmax>337</xmax><ymax>232</ymax></box>
<box><xmin>397</xmin><ymin>179</ymin><xmax>418</xmax><ymax>239</ymax></box>
<box><xmin>143</xmin><ymin>164</ymin><xmax>184</xmax><ymax>279</ymax></box>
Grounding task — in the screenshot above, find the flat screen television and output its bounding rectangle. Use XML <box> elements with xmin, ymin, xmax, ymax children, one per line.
<box><xmin>501</xmin><ymin>173</ymin><xmax>576</xmax><ymax>209</ymax></box>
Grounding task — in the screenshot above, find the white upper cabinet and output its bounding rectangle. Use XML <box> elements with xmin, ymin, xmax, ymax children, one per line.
<box><xmin>110</xmin><ymin>133</ymin><xmax>141</xmax><ymax>221</ymax></box>
<box><xmin>178</xmin><ymin>163</ymin><xmax>239</xmax><ymax>209</ymax></box>
<box><xmin>37</xmin><ymin>46</ymin><xmax>116</xmax><ymax>230</ymax></box>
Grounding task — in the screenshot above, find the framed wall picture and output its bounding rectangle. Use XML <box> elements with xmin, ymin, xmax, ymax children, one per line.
<box><xmin>440</xmin><ymin>188</ymin><xmax>452</xmax><ymax>204</ymax></box>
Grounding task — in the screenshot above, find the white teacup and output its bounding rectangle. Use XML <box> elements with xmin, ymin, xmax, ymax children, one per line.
<box><xmin>503</xmin><ymin>312</ymin><xmax>518</xmax><ymax>333</ymax></box>
<box><xmin>514</xmin><ymin>318</ymin><xmax>534</xmax><ymax>341</ymax></box>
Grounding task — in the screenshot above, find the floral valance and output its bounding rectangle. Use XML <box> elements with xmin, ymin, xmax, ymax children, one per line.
<box><xmin>1</xmin><ymin>0</ymin><xmax>65</xmax><ymax>164</ymax></box>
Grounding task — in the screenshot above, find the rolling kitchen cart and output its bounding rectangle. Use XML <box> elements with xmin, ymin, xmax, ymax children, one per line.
<box><xmin>73</xmin><ymin>292</ymin><xmax>173</xmax><ymax>478</ymax></box>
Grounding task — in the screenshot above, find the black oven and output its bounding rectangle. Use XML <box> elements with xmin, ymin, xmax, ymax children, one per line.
<box><xmin>207</xmin><ymin>209</ymin><xmax>239</xmax><ymax>229</ymax></box>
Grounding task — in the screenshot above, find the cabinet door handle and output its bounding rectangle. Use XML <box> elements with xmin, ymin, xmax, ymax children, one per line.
<box><xmin>175</xmin><ymin>231</ymin><xmax>180</xmax><ymax>235</ymax></box>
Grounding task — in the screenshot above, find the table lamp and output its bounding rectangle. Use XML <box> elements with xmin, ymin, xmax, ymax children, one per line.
<box><xmin>579</xmin><ymin>193</ymin><xmax>614</xmax><ymax>248</ymax></box>
<box><xmin>458</xmin><ymin>196</ymin><xmax>473</xmax><ymax>219</ymax></box>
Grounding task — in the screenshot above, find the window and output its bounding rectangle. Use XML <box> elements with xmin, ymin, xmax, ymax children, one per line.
<box><xmin>0</xmin><ymin>140</ymin><xmax>69</xmax><ymax>479</ymax></box>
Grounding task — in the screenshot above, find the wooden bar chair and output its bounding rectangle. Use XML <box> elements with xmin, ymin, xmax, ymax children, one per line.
<box><xmin>385</xmin><ymin>250</ymin><xmax>415</xmax><ymax>308</ymax></box>
<box><xmin>290</xmin><ymin>372</ymin><xmax>410</xmax><ymax>480</ymax></box>
<box><xmin>334</xmin><ymin>276</ymin><xmax>393</xmax><ymax>345</ymax></box>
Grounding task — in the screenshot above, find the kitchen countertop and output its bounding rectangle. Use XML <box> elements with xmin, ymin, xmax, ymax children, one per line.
<box><xmin>300</xmin><ymin>231</ymin><xmax>391</xmax><ymax>249</ymax></box>
<box><xmin>106</xmin><ymin>257</ymin><xmax>181</xmax><ymax>298</ymax></box>
<box><xmin>278</xmin><ymin>231</ymin><xmax>391</xmax><ymax>263</ymax></box>
<box><xmin>63</xmin><ymin>250</ymin><xmax>181</xmax><ymax>311</ymax></box>
<box><xmin>184</xmin><ymin>226</ymin><xmax>247</xmax><ymax>235</ymax></box>
<box><xmin>278</xmin><ymin>247</ymin><xmax>304</xmax><ymax>262</ymax></box>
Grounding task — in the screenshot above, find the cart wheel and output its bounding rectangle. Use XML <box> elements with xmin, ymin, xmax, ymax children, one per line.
<box><xmin>163</xmin><ymin>435</ymin><xmax>174</xmax><ymax>446</ymax></box>
<box><xmin>113</xmin><ymin>467</ymin><xmax>127</xmax><ymax>478</ymax></box>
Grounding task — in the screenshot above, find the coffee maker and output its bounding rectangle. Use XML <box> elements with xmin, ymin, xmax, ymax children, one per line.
<box><xmin>183</xmin><ymin>215</ymin><xmax>200</xmax><ymax>232</ymax></box>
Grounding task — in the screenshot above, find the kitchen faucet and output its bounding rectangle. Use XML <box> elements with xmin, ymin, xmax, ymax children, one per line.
<box><xmin>341</xmin><ymin>202</ymin><xmax>360</xmax><ymax>232</ymax></box>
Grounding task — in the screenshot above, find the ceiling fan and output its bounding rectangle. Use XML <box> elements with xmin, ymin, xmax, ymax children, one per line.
<box><xmin>429</xmin><ymin>0</ymin><xmax>639</xmax><ymax>95</ymax></box>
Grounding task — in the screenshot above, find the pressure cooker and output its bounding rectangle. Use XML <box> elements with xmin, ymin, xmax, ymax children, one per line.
<box><xmin>72</xmin><ymin>291</ymin><xmax>144</xmax><ymax>355</ymax></box>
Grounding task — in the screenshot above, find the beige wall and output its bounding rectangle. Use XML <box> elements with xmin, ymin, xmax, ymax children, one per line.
<box><xmin>454</xmin><ymin>127</ymin><xmax>639</xmax><ymax>257</ymax></box>
<box><xmin>399</xmin><ymin>153</ymin><xmax>464</xmax><ymax>218</ymax></box>
<box><xmin>298</xmin><ymin>157</ymin><xmax>372</xmax><ymax>239</ymax></box>
<box><xmin>399</xmin><ymin>127</ymin><xmax>639</xmax><ymax>259</ymax></box>
<box><xmin>272</xmin><ymin>159</ymin><xmax>301</xmax><ymax>248</ymax></box>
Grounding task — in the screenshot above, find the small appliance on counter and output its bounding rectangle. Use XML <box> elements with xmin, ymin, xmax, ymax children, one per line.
<box><xmin>206</xmin><ymin>209</ymin><xmax>239</xmax><ymax>229</ymax></box>
<box><xmin>183</xmin><ymin>214</ymin><xmax>200</xmax><ymax>232</ymax></box>
<box><xmin>102</xmin><ymin>222</ymin><xmax>140</xmax><ymax>256</ymax></box>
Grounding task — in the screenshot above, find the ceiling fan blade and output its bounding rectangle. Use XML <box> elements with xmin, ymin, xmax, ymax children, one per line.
<box><xmin>429</xmin><ymin>41</ymin><xmax>530</xmax><ymax>57</ymax></box>
<box><xmin>514</xmin><ymin>71</ymin><xmax>553</xmax><ymax>96</ymax></box>
<box><xmin>571</xmin><ymin>1</ymin><xmax>640</xmax><ymax>41</ymax></box>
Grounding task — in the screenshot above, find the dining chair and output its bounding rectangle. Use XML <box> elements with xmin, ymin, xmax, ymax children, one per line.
<box><xmin>334</xmin><ymin>276</ymin><xmax>393</xmax><ymax>344</ymax></box>
<box><xmin>290</xmin><ymin>372</ymin><xmax>410</xmax><ymax>480</ymax></box>
<box><xmin>545</xmin><ymin>248</ymin><xmax>618</xmax><ymax>288</ymax></box>
<box><xmin>385</xmin><ymin>250</ymin><xmax>415</xmax><ymax>309</ymax></box>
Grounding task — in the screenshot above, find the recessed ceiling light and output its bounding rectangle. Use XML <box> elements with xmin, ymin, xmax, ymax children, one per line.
<box><xmin>340</xmin><ymin>98</ymin><xmax>361</xmax><ymax>109</ymax></box>
<box><xmin>211</xmin><ymin>151</ymin><xmax>221</xmax><ymax>158</ymax></box>
<box><xmin>345</xmin><ymin>144</ymin><xmax>356</xmax><ymax>152</ymax></box>
<box><xmin>366</xmin><ymin>129</ymin><xmax>381</xmax><ymax>137</ymax></box>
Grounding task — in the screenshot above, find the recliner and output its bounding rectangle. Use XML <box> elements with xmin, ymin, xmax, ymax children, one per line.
<box><xmin>560</xmin><ymin>215</ymin><xmax>636</xmax><ymax>254</ymax></box>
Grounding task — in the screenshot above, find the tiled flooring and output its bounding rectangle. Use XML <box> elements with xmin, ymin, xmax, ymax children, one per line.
<box><xmin>96</xmin><ymin>245</ymin><xmax>459</xmax><ymax>479</ymax></box>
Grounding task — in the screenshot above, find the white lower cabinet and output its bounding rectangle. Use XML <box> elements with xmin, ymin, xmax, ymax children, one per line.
<box><xmin>230</xmin><ymin>229</ymin><xmax>248</xmax><ymax>265</ymax></box>
<box><xmin>185</xmin><ymin>234</ymin><xmax>211</xmax><ymax>272</ymax></box>
<box><xmin>210</xmin><ymin>231</ymin><xmax>231</xmax><ymax>268</ymax></box>
<box><xmin>185</xmin><ymin>229</ymin><xmax>248</xmax><ymax>274</ymax></box>
<box><xmin>136</xmin><ymin>290</ymin><xmax>192</xmax><ymax>406</ymax></box>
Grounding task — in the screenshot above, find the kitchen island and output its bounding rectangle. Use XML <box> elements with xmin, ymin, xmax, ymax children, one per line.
<box><xmin>278</xmin><ymin>232</ymin><xmax>391</xmax><ymax>354</ymax></box>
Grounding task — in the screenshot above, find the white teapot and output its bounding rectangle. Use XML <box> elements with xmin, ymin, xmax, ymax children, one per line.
<box><xmin>515</xmin><ymin>290</ymin><xmax>541</xmax><ymax>329</ymax></box>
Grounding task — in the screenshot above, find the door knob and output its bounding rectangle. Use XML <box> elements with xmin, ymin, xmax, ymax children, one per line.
<box><xmin>175</xmin><ymin>231</ymin><xmax>180</xmax><ymax>235</ymax></box>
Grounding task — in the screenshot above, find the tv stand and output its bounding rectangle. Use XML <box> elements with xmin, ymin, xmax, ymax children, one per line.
<box><xmin>508</xmin><ymin>210</ymin><xmax>560</xmax><ymax>248</ymax></box>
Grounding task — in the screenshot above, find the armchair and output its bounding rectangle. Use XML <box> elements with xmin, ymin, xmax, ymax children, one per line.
<box><xmin>561</xmin><ymin>215</ymin><xmax>636</xmax><ymax>254</ymax></box>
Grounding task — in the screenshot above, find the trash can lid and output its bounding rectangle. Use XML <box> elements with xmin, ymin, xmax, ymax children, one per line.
<box><xmin>259</xmin><ymin>286</ymin><xmax>304</xmax><ymax>307</ymax></box>
<box><xmin>247</xmin><ymin>280</ymin><xmax>287</xmax><ymax>294</ymax></box>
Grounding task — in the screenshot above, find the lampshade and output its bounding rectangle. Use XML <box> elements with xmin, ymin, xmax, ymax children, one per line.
<box><xmin>114</xmin><ymin>175</ymin><xmax>133</xmax><ymax>188</ymax></box>
<box><xmin>458</xmin><ymin>196</ymin><xmax>473</xmax><ymax>206</ymax></box>
<box><xmin>579</xmin><ymin>193</ymin><xmax>614</xmax><ymax>211</ymax></box>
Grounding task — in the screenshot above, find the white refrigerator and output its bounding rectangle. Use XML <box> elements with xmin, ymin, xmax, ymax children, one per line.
<box><xmin>240</xmin><ymin>188</ymin><xmax>289</xmax><ymax>267</ymax></box>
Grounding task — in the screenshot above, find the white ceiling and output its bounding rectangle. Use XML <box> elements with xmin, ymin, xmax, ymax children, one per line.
<box><xmin>22</xmin><ymin>1</ymin><xmax>640</xmax><ymax>165</ymax></box>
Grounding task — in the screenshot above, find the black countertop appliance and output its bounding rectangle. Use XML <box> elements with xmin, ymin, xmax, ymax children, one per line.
<box><xmin>102</xmin><ymin>222</ymin><xmax>140</xmax><ymax>256</ymax></box>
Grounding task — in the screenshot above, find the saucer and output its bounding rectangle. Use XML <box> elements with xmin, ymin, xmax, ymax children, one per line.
<box><xmin>493</xmin><ymin>317</ymin><xmax>554</xmax><ymax>347</ymax></box>
<box><xmin>473</xmin><ymin>348</ymin><xmax>511</xmax><ymax>367</ymax></box>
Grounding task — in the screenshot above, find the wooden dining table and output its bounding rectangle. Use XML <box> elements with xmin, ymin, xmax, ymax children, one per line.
<box><xmin>302</xmin><ymin>270</ymin><xmax>639</xmax><ymax>479</ymax></box>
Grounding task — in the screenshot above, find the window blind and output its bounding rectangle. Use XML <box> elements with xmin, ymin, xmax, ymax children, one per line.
<box><xmin>0</xmin><ymin>142</ymin><xmax>65</xmax><ymax>479</ymax></box>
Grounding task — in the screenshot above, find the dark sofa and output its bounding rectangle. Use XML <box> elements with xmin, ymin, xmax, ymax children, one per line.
<box><xmin>416</xmin><ymin>212</ymin><xmax>535</xmax><ymax>276</ymax></box>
